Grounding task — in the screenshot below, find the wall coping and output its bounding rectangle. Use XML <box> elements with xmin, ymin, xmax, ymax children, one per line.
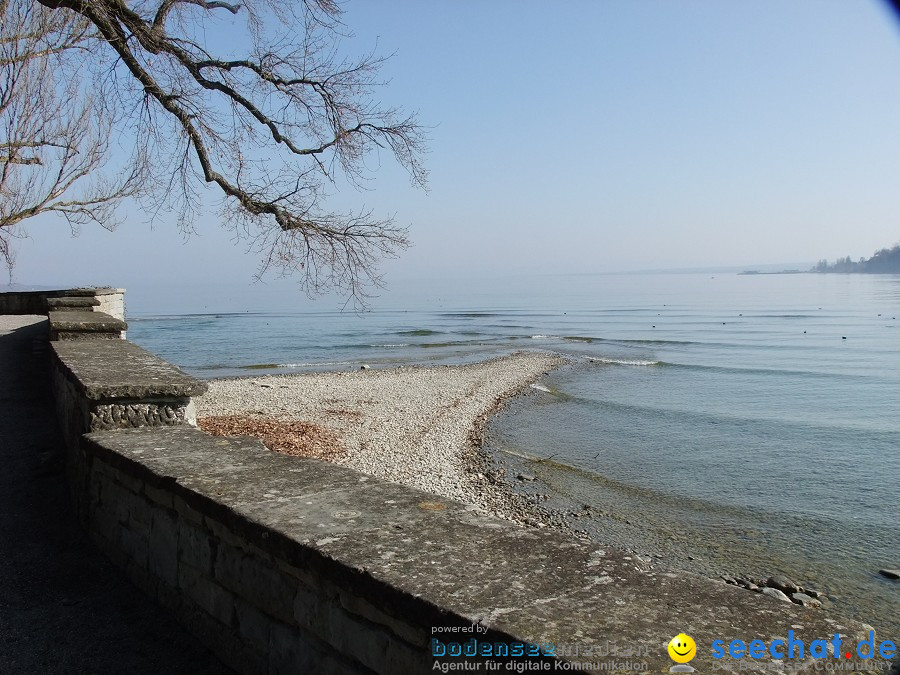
<box><xmin>48</xmin><ymin>310</ymin><xmax>127</xmax><ymax>333</ymax></box>
<box><xmin>52</xmin><ymin>339</ymin><xmax>207</xmax><ymax>400</ymax></box>
<box><xmin>47</xmin><ymin>297</ymin><xmax>101</xmax><ymax>309</ymax></box>
<box><xmin>63</xmin><ymin>287</ymin><xmax>126</xmax><ymax>296</ymax></box>
<box><xmin>81</xmin><ymin>425</ymin><xmax>875</xmax><ymax>672</ymax></box>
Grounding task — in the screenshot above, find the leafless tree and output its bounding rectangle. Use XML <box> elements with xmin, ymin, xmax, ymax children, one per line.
<box><xmin>1</xmin><ymin>0</ymin><xmax>144</xmax><ymax>272</ymax></box>
<box><xmin>13</xmin><ymin>0</ymin><xmax>428</xmax><ymax>302</ymax></box>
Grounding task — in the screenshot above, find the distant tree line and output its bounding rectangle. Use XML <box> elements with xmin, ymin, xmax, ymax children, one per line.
<box><xmin>813</xmin><ymin>244</ymin><xmax>900</xmax><ymax>274</ymax></box>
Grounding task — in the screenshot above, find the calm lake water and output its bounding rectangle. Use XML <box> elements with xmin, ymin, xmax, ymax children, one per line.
<box><xmin>126</xmin><ymin>272</ymin><xmax>900</xmax><ymax>639</ymax></box>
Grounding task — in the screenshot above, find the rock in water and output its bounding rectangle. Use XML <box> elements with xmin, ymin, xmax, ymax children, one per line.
<box><xmin>760</xmin><ymin>587</ymin><xmax>792</xmax><ymax>603</ymax></box>
<box><xmin>878</xmin><ymin>569</ymin><xmax>900</xmax><ymax>580</ymax></box>
<box><xmin>516</xmin><ymin>473</ymin><xmax>536</xmax><ymax>482</ymax></box>
<box><xmin>791</xmin><ymin>592</ymin><xmax>821</xmax><ymax>608</ymax></box>
<box><xmin>766</xmin><ymin>575</ymin><xmax>800</xmax><ymax>594</ymax></box>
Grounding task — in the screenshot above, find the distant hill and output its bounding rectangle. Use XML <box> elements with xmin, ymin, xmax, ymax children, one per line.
<box><xmin>812</xmin><ymin>244</ymin><xmax>900</xmax><ymax>274</ymax></box>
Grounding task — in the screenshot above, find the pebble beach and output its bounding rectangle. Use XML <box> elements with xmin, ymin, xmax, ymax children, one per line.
<box><xmin>194</xmin><ymin>351</ymin><xmax>569</xmax><ymax>525</ymax></box>
<box><xmin>193</xmin><ymin>346</ymin><xmax>898</xmax><ymax>642</ymax></box>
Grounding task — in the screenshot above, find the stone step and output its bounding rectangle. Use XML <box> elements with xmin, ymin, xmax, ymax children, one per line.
<box><xmin>48</xmin><ymin>311</ymin><xmax>127</xmax><ymax>341</ymax></box>
<box><xmin>47</xmin><ymin>297</ymin><xmax>101</xmax><ymax>311</ymax></box>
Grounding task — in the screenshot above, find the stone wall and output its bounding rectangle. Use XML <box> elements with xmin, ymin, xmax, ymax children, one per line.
<box><xmin>0</xmin><ymin>290</ymin><xmax>51</xmax><ymax>314</ymax></box>
<box><xmin>17</xmin><ymin>294</ymin><xmax>880</xmax><ymax>674</ymax></box>
<box><xmin>50</xmin><ymin>338</ymin><xmax>203</xmax><ymax>448</ymax></box>
<box><xmin>80</xmin><ymin>428</ymin><xmax>441</xmax><ymax>674</ymax></box>
<box><xmin>93</xmin><ymin>290</ymin><xmax>125</xmax><ymax>321</ymax></box>
<box><xmin>0</xmin><ymin>288</ymin><xmax>125</xmax><ymax>320</ymax></box>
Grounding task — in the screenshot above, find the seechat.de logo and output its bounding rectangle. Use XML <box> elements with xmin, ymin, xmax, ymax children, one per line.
<box><xmin>668</xmin><ymin>633</ymin><xmax>696</xmax><ymax>673</ymax></box>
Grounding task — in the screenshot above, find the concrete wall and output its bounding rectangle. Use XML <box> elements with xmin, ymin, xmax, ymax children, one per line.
<box><xmin>94</xmin><ymin>291</ymin><xmax>125</xmax><ymax>322</ymax></box>
<box><xmin>80</xmin><ymin>429</ymin><xmax>440</xmax><ymax>674</ymax></box>
<box><xmin>26</xmin><ymin>300</ymin><xmax>878</xmax><ymax>674</ymax></box>
<box><xmin>0</xmin><ymin>290</ymin><xmax>51</xmax><ymax>314</ymax></box>
<box><xmin>0</xmin><ymin>288</ymin><xmax>125</xmax><ymax>321</ymax></box>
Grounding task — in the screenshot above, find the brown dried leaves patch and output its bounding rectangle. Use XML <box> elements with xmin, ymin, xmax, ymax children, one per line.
<box><xmin>198</xmin><ymin>415</ymin><xmax>344</xmax><ymax>461</ymax></box>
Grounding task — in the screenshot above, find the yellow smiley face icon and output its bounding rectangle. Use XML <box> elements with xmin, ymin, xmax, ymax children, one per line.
<box><xmin>668</xmin><ymin>633</ymin><xmax>696</xmax><ymax>663</ymax></box>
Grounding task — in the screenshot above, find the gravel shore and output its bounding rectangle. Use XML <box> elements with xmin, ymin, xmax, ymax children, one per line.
<box><xmin>195</xmin><ymin>351</ymin><xmax>568</xmax><ymax>523</ymax></box>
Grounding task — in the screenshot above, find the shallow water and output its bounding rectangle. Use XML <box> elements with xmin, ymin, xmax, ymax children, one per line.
<box><xmin>127</xmin><ymin>272</ymin><xmax>900</xmax><ymax>638</ymax></box>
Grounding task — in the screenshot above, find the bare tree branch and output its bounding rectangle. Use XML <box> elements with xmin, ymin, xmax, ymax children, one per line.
<box><xmin>153</xmin><ymin>0</ymin><xmax>241</xmax><ymax>34</ymax></box>
<box><xmin>0</xmin><ymin>0</ymin><xmax>145</xmax><ymax>275</ymax></box>
<box><xmin>10</xmin><ymin>0</ymin><xmax>428</xmax><ymax>304</ymax></box>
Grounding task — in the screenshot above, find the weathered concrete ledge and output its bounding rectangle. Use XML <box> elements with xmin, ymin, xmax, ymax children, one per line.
<box><xmin>51</xmin><ymin>339</ymin><xmax>206</xmax><ymax>401</ymax></box>
<box><xmin>76</xmin><ymin>426</ymin><xmax>876</xmax><ymax>674</ymax></box>
<box><xmin>48</xmin><ymin>310</ymin><xmax>127</xmax><ymax>340</ymax></box>
<box><xmin>61</xmin><ymin>287</ymin><xmax>125</xmax><ymax>297</ymax></box>
<box><xmin>47</xmin><ymin>296</ymin><xmax>101</xmax><ymax>311</ymax></box>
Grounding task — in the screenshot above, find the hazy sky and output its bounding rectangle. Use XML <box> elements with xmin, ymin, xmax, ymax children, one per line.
<box><xmin>11</xmin><ymin>0</ymin><xmax>900</xmax><ymax>292</ymax></box>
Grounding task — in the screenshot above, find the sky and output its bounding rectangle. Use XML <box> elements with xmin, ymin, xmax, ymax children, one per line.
<box><xmin>9</xmin><ymin>0</ymin><xmax>900</xmax><ymax>297</ymax></box>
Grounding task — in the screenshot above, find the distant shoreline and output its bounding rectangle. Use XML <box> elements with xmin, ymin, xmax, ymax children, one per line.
<box><xmin>738</xmin><ymin>269</ymin><xmax>805</xmax><ymax>275</ymax></box>
<box><xmin>739</xmin><ymin>270</ymin><xmax>900</xmax><ymax>275</ymax></box>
